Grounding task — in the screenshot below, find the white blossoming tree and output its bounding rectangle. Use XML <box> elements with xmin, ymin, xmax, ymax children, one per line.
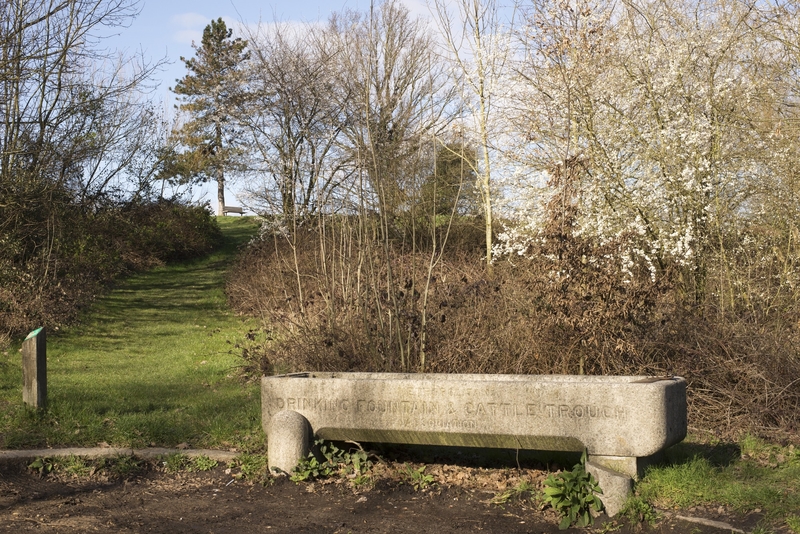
<box><xmin>497</xmin><ymin>0</ymin><xmax>800</xmax><ymax>305</ymax></box>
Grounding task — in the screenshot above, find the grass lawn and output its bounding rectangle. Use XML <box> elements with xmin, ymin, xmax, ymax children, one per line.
<box><xmin>636</xmin><ymin>435</ymin><xmax>800</xmax><ymax>532</ymax></box>
<box><xmin>0</xmin><ymin>216</ymin><xmax>265</xmax><ymax>452</ymax></box>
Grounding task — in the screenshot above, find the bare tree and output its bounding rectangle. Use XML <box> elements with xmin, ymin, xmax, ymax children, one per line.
<box><xmin>238</xmin><ymin>21</ymin><xmax>351</xmax><ymax>220</ymax></box>
<box><xmin>1</xmin><ymin>0</ymin><xmax>156</xmax><ymax>191</ymax></box>
<box><xmin>0</xmin><ymin>0</ymin><xmax>163</xmax><ymax>260</ymax></box>
<box><xmin>430</xmin><ymin>0</ymin><xmax>514</xmax><ymax>270</ymax></box>
<box><xmin>0</xmin><ymin>0</ymin><xmax>174</xmax><ymax>340</ymax></box>
<box><xmin>331</xmin><ymin>0</ymin><xmax>454</xmax><ymax>220</ymax></box>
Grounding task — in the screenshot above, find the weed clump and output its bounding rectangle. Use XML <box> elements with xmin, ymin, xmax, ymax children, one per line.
<box><xmin>542</xmin><ymin>451</ymin><xmax>604</xmax><ymax>530</ymax></box>
<box><xmin>290</xmin><ymin>440</ymin><xmax>373</xmax><ymax>484</ymax></box>
<box><xmin>161</xmin><ymin>453</ymin><xmax>219</xmax><ymax>473</ymax></box>
<box><xmin>28</xmin><ymin>455</ymin><xmax>145</xmax><ymax>480</ymax></box>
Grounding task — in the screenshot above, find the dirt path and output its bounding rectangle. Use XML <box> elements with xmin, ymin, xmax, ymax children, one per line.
<box><xmin>0</xmin><ymin>459</ymin><xmax>765</xmax><ymax>534</ymax></box>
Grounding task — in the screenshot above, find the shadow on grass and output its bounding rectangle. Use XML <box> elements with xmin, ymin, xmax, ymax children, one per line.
<box><xmin>0</xmin><ymin>217</ymin><xmax>263</xmax><ymax>450</ymax></box>
<box><xmin>663</xmin><ymin>440</ymin><xmax>741</xmax><ymax>468</ymax></box>
<box><xmin>63</xmin><ymin>222</ymin><xmax>260</xmax><ymax>333</ymax></box>
<box><xmin>215</xmin><ymin>216</ymin><xmax>260</xmax><ymax>256</ymax></box>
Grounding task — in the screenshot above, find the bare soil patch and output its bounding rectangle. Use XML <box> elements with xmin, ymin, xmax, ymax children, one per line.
<box><xmin>0</xmin><ymin>460</ymin><xmax>763</xmax><ymax>533</ymax></box>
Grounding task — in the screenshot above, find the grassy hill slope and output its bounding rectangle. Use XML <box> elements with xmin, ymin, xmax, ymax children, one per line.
<box><xmin>0</xmin><ymin>217</ymin><xmax>264</xmax><ymax>451</ymax></box>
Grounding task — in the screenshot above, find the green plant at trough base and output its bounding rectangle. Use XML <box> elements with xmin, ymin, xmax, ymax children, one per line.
<box><xmin>60</xmin><ymin>455</ymin><xmax>92</xmax><ymax>477</ymax></box>
<box><xmin>190</xmin><ymin>455</ymin><xmax>218</xmax><ymax>472</ymax></box>
<box><xmin>233</xmin><ymin>453</ymin><xmax>268</xmax><ymax>480</ymax></box>
<box><xmin>542</xmin><ymin>450</ymin><xmax>604</xmax><ymax>530</ymax></box>
<box><xmin>291</xmin><ymin>449</ymin><xmax>338</xmax><ymax>482</ymax></box>
<box><xmin>28</xmin><ymin>457</ymin><xmax>56</xmax><ymax>476</ymax></box>
<box><xmin>291</xmin><ymin>440</ymin><xmax>373</xmax><ymax>483</ymax></box>
<box><xmin>619</xmin><ymin>495</ymin><xmax>659</xmax><ymax>527</ymax></box>
<box><xmin>403</xmin><ymin>464</ymin><xmax>435</xmax><ymax>491</ymax></box>
<box><xmin>84</xmin><ymin>456</ymin><xmax>145</xmax><ymax>478</ymax></box>
<box><xmin>28</xmin><ymin>455</ymin><xmax>145</xmax><ymax>479</ymax></box>
<box><xmin>162</xmin><ymin>453</ymin><xmax>190</xmax><ymax>473</ymax></box>
<box><xmin>163</xmin><ymin>453</ymin><xmax>220</xmax><ymax>473</ymax></box>
<box><xmin>107</xmin><ymin>455</ymin><xmax>144</xmax><ymax>478</ymax></box>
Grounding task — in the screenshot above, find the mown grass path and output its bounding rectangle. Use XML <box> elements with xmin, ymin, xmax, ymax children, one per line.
<box><xmin>0</xmin><ymin>217</ymin><xmax>264</xmax><ymax>451</ymax></box>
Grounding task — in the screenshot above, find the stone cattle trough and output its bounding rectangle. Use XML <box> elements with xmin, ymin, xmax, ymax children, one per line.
<box><xmin>261</xmin><ymin>373</ymin><xmax>687</xmax><ymax>516</ymax></box>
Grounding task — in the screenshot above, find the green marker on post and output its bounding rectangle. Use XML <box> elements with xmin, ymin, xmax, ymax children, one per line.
<box><xmin>26</xmin><ymin>327</ymin><xmax>44</xmax><ymax>340</ymax></box>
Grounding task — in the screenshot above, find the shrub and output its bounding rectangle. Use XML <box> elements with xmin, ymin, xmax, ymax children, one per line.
<box><xmin>542</xmin><ymin>451</ymin><xmax>603</xmax><ymax>530</ymax></box>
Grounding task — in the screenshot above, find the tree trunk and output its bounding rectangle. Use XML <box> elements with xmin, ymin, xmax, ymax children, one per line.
<box><xmin>217</xmin><ymin>166</ymin><xmax>225</xmax><ymax>216</ymax></box>
<box><xmin>215</xmin><ymin>122</ymin><xmax>225</xmax><ymax>215</ymax></box>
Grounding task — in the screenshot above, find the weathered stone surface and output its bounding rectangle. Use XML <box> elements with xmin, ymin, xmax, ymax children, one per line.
<box><xmin>22</xmin><ymin>327</ymin><xmax>46</xmax><ymax>409</ymax></box>
<box><xmin>268</xmin><ymin>410</ymin><xmax>311</xmax><ymax>474</ymax></box>
<box><xmin>262</xmin><ymin>373</ymin><xmax>687</xmax><ymax>458</ymax></box>
<box><xmin>586</xmin><ymin>460</ymin><xmax>633</xmax><ymax>518</ymax></box>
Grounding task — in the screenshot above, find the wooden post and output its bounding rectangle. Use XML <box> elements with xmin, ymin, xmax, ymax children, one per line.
<box><xmin>22</xmin><ymin>327</ymin><xmax>46</xmax><ymax>409</ymax></box>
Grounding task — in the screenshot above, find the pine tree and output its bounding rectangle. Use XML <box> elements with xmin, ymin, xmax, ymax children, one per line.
<box><xmin>172</xmin><ymin>18</ymin><xmax>248</xmax><ymax>215</ymax></box>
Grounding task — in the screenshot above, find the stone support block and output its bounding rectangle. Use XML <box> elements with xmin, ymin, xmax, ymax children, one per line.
<box><xmin>586</xmin><ymin>460</ymin><xmax>633</xmax><ymax>518</ymax></box>
<box><xmin>268</xmin><ymin>410</ymin><xmax>311</xmax><ymax>475</ymax></box>
<box><xmin>588</xmin><ymin>451</ymin><xmax>665</xmax><ymax>480</ymax></box>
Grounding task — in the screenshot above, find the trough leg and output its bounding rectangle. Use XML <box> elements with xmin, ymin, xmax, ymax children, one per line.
<box><xmin>588</xmin><ymin>452</ymin><xmax>664</xmax><ymax>480</ymax></box>
<box><xmin>586</xmin><ymin>452</ymin><xmax>665</xmax><ymax>517</ymax></box>
<box><xmin>585</xmin><ymin>460</ymin><xmax>633</xmax><ymax>517</ymax></box>
<box><xmin>268</xmin><ymin>410</ymin><xmax>312</xmax><ymax>475</ymax></box>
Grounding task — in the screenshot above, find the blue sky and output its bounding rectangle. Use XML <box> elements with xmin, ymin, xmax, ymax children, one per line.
<box><xmin>109</xmin><ymin>0</ymin><xmax>429</xmax><ymax>103</ymax></box>
<box><xmin>108</xmin><ymin>0</ymin><xmax>357</xmax><ymax>103</ymax></box>
<box><xmin>104</xmin><ymin>0</ymin><xmax>429</xmax><ymax>207</ymax></box>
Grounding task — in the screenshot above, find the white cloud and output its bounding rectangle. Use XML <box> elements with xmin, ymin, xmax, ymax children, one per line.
<box><xmin>170</xmin><ymin>12</ymin><xmax>209</xmax><ymax>45</ymax></box>
<box><xmin>173</xmin><ymin>29</ymin><xmax>203</xmax><ymax>45</ymax></box>
<box><xmin>169</xmin><ymin>12</ymin><xmax>250</xmax><ymax>45</ymax></box>
<box><xmin>171</xmin><ymin>12</ymin><xmax>210</xmax><ymax>28</ymax></box>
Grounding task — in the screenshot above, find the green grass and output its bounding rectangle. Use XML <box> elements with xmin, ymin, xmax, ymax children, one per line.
<box><xmin>635</xmin><ymin>435</ymin><xmax>800</xmax><ymax>532</ymax></box>
<box><xmin>161</xmin><ymin>452</ymin><xmax>219</xmax><ymax>473</ymax></box>
<box><xmin>0</xmin><ymin>216</ymin><xmax>264</xmax><ymax>452</ymax></box>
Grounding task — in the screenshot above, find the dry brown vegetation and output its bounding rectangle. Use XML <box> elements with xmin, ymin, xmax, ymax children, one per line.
<box><xmin>222</xmin><ymin>0</ymin><xmax>800</xmax><ymax>441</ymax></box>
<box><xmin>227</xmin><ymin>209</ymin><xmax>800</xmax><ymax>441</ymax></box>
